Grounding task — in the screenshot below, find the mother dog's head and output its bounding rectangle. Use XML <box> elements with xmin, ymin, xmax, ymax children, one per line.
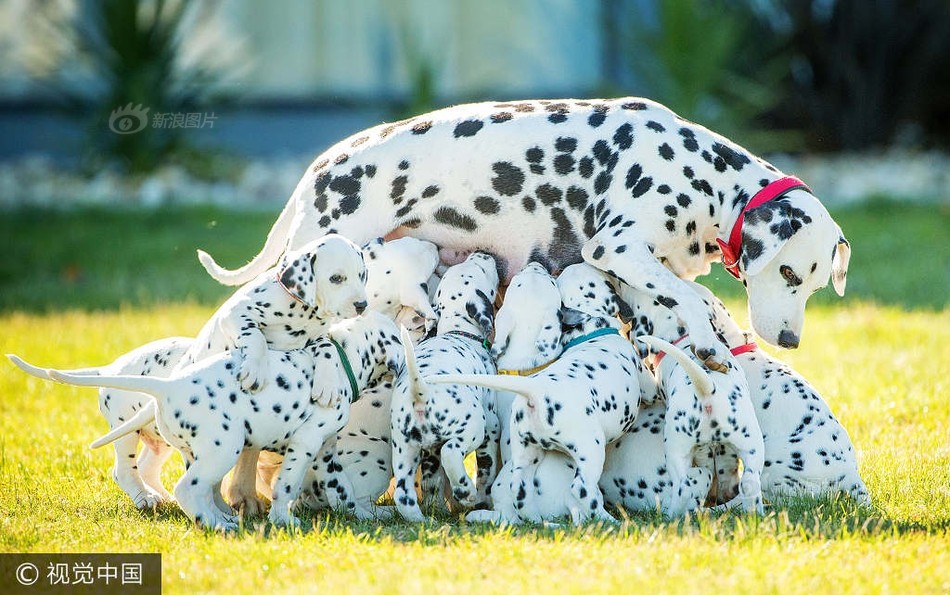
<box><xmin>738</xmin><ymin>189</ymin><xmax>850</xmax><ymax>349</ymax></box>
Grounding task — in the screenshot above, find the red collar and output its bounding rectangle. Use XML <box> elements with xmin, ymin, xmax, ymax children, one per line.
<box><xmin>650</xmin><ymin>335</ymin><xmax>757</xmax><ymax>368</ymax></box>
<box><xmin>729</xmin><ymin>342</ymin><xmax>758</xmax><ymax>356</ymax></box>
<box><xmin>650</xmin><ymin>334</ymin><xmax>689</xmax><ymax>368</ymax></box>
<box><xmin>717</xmin><ymin>176</ymin><xmax>811</xmax><ymax>279</ymax></box>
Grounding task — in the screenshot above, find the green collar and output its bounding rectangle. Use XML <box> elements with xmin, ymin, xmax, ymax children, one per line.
<box><xmin>446</xmin><ymin>330</ymin><xmax>492</xmax><ymax>350</ymax></box>
<box><xmin>561</xmin><ymin>327</ymin><xmax>620</xmax><ymax>353</ymax></box>
<box><xmin>329</xmin><ymin>338</ymin><xmax>359</xmax><ymax>403</ymax></box>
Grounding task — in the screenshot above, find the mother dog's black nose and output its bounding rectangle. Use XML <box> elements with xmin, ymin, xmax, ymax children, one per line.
<box><xmin>354</xmin><ymin>301</ymin><xmax>368</xmax><ymax>314</ymax></box>
<box><xmin>778</xmin><ymin>330</ymin><xmax>800</xmax><ymax>349</ymax></box>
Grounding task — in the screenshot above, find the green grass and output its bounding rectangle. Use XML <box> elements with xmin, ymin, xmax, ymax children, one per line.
<box><xmin>0</xmin><ymin>201</ymin><xmax>948</xmax><ymax>594</ymax></box>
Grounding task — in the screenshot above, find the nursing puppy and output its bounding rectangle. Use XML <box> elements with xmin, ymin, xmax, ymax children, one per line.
<box><xmin>237</xmin><ymin>236</ymin><xmax>441</xmax><ymax>513</ymax></box>
<box><xmin>432</xmin><ymin>264</ymin><xmax>649</xmax><ymax>524</ymax></box>
<box><xmin>468</xmin><ymin>403</ymin><xmax>712</xmax><ymax>524</ymax></box>
<box><xmin>490</xmin><ymin>261</ymin><xmax>563</xmax><ymax>464</ymax></box>
<box><xmin>618</xmin><ymin>282</ymin><xmax>764</xmax><ymax>516</ymax></box>
<box><xmin>390</xmin><ymin>252</ymin><xmax>500</xmax><ymax>521</ymax></box>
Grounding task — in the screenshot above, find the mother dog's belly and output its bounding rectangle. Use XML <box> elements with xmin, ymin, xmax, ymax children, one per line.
<box><xmin>383</xmin><ymin>208</ymin><xmax>585</xmax><ymax>281</ymax></box>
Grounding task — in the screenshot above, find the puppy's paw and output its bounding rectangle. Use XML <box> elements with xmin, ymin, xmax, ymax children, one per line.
<box><xmin>237</xmin><ymin>358</ymin><xmax>268</xmax><ymax>393</ymax></box>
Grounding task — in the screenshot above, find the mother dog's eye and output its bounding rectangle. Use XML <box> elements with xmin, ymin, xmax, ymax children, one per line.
<box><xmin>780</xmin><ymin>265</ymin><xmax>801</xmax><ymax>286</ymax></box>
<box><xmin>329</xmin><ymin>274</ymin><xmax>345</xmax><ymax>284</ymax></box>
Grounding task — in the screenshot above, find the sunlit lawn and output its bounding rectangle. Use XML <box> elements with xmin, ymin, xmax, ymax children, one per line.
<box><xmin>0</xmin><ymin>201</ymin><xmax>947</xmax><ymax>594</ymax></box>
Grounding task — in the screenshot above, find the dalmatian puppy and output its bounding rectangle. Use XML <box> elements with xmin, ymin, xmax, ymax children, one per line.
<box><xmin>182</xmin><ymin>233</ymin><xmax>368</xmax><ymax>393</ymax></box>
<box><xmin>618</xmin><ymin>277</ymin><xmax>766</xmax><ymax>517</ymax></box>
<box><xmin>230</xmin><ymin>236</ymin><xmax>441</xmax><ymax>514</ymax></box>
<box><xmin>389</xmin><ymin>252</ymin><xmax>500</xmax><ymax>521</ymax></box>
<box><xmin>431</xmin><ymin>263</ymin><xmax>650</xmax><ymax>524</ymax></box>
<box><xmin>45</xmin><ymin>311</ymin><xmax>403</xmax><ymax>530</ymax></box>
<box><xmin>361</xmin><ymin>236</ymin><xmax>440</xmax><ymax>330</ymax></box>
<box><xmin>687</xmin><ymin>281</ymin><xmax>870</xmax><ymax>505</ymax></box>
<box><xmin>8</xmin><ymin>338</ymin><xmax>191</xmax><ymax>510</ymax></box>
<box><xmin>490</xmin><ymin>261</ymin><xmax>563</xmax><ymax>464</ymax></box>
<box><xmin>197</xmin><ymin>97</ymin><xmax>851</xmax><ymax>373</ymax></box>
<box><xmin>467</xmin><ymin>403</ymin><xmax>713</xmax><ymax>525</ymax></box>
<box><xmin>632</xmin><ymin>332</ymin><xmax>763</xmax><ymax>517</ymax></box>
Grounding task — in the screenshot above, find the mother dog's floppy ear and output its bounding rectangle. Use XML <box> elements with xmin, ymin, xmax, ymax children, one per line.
<box><xmin>278</xmin><ymin>251</ymin><xmax>319</xmax><ymax>308</ymax></box>
<box><xmin>832</xmin><ymin>234</ymin><xmax>851</xmax><ymax>296</ymax></box>
<box><xmin>740</xmin><ymin>199</ymin><xmax>811</xmax><ymax>277</ymax></box>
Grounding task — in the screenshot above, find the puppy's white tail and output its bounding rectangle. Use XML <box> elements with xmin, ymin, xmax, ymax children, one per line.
<box><xmin>47</xmin><ymin>369</ymin><xmax>171</xmax><ymax>402</ymax></box>
<box><xmin>197</xmin><ymin>195</ymin><xmax>296</xmax><ymax>286</ymax></box>
<box><xmin>400</xmin><ymin>326</ymin><xmax>431</xmax><ymax>407</ymax></box>
<box><xmin>636</xmin><ymin>335</ymin><xmax>714</xmax><ymax>397</ymax></box>
<box><xmin>7</xmin><ymin>354</ymin><xmax>104</xmax><ymax>380</ymax></box>
<box><xmin>90</xmin><ymin>403</ymin><xmax>158</xmax><ymax>449</ymax></box>
<box><xmin>425</xmin><ymin>373</ymin><xmax>543</xmax><ymax>409</ymax></box>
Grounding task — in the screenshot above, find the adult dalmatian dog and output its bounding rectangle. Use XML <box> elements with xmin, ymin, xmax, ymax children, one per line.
<box><xmin>198</xmin><ymin>97</ymin><xmax>851</xmax><ymax>371</ymax></box>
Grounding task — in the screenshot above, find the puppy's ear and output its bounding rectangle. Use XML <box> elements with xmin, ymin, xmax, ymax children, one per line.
<box><xmin>616</xmin><ymin>295</ymin><xmax>635</xmax><ymax>324</ymax></box>
<box><xmin>831</xmin><ymin>234</ymin><xmax>850</xmax><ymax>297</ymax></box>
<box><xmin>535</xmin><ymin>315</ymin><xmax>562</xmax><ymax>360</ymax></box>
<box><xmin>361</xmin><ymin>237</ymin><xmax>385</xmax><ymax>261</ymax></box>
<box><xmin>490</xmin><ymin>307</ymin><xmax>515</xmax><ymax>360</ymax></box>
<box><xmin>559</xmin><ymin>307</ymin><xmax>588</xmax><ymax>330</ymax></box>
<box><xmin>741</xmin><ymin>200</ymin><xmax>808</xmax><ymax>277</ymax></box>
<box><xmin>466</xmin><ymin>288</ymin><xmax>495</xmax><ymax>337</ymax></box>
<box><xmin>278</xmin><ymin>252</ymin><xmax>319</xmax><ymax>308</ymax></box>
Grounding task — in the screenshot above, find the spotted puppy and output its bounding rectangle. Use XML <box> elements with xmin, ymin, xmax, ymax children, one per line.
<box><xmin>198</xmin><ymin>97</ymin><xmax>852</xmax><ymax>374</ymax></box>
<box><xmin>688</xmin><ymin>281</ymin><xmax>870</xmax><ymax>505</ymax></box>
<box><xmin>389</xmin><ymin>252</ymin><xmax>500</xmax><ymax>521</ymax></box>
<box><xmin>8</xmin><ymin>339</ymin><xmax>191</xmax><ymax>510</ymax></box>
<box><xmin>361</xmin><ymin>236</ymin><xmax>440</xmax><ymax>330</ymax></box>
<box><xmin>622</xmin><ymin>279</ymin><xmax>765</xmax><ymax>516</ymax></box>
<box><xmin>467</xmin><ymin>403</ymin><xmax>712</xmax><ymax>524</ymax></box>
<box><xmin>432</xmin><ymin>263</ymin><xmax>650</xmax><ymax>524</ymax></box>
<box><xmin>236</xmin><ymin>236</ymin><xmax>441</xmax><ymax>513</ymax></box>
<box><xmin>56</xmin><ymin>311</ymin><xmax>403</xmax><ymax>530</ymax></box>
<box><xmin>600</xmin><ymin>403</ymin><xmax>713</xmax><ymax>514</ymax></box>
<box><xmin>489</xmin><ymin>261</ymin><xmax>563</xmax><ymax>465</ymax></box>
<box><xmin>184</xmin><ymin>233</ymin><xmax>369</xmax><ymax>394</ymax></box>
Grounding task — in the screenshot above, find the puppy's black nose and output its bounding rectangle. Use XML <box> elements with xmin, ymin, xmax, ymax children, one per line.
<box><xmin>777</xmin><ymin>329</ymin><xmax>800</xmax><ymax>349</ymax></box>
<box><xmin>354</xmin><ymin>301</ymin><xmax>368</xmax><ymax>314</ymax></box>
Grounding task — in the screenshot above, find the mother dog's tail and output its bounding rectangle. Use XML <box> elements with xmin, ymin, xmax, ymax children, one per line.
<box><xmin>197</xmin><ymin>193</ymin><xmax>297</xmax><ymax>286</ymax></box>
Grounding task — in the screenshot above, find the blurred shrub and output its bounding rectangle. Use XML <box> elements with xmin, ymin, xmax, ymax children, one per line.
<box><xmin>618</xmin><ymin>0</ymin><xmax>805</xmax><ymax>153</ymax></box>
<box><xmin>39</xmin><ymin>0</ymin><xmax>238</xmax><ymax>174</ymax></box>
<box><xmin>769</xmin><ymin>0</ymin><xmax>950</xmax><ymax>150</ymax></box>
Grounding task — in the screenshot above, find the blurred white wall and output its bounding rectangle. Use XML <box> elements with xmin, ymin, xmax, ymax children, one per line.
<box><xmin>0</xmin><ymin>0</ymin><xmax>607</xmax><ymax>102</ymax></box>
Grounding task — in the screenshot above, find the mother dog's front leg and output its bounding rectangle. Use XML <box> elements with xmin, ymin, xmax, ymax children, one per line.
<box><xmin>582</xmin><ymin>232</ymin><xmax>728</xmax><ymax>372</ymax></box>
